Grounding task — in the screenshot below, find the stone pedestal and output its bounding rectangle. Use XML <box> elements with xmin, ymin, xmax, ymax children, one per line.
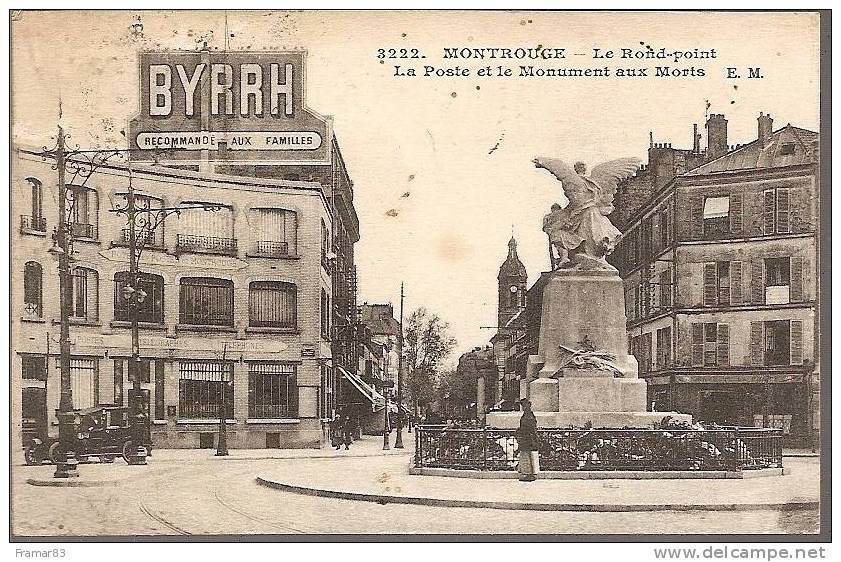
<box><xmin>487</xmin><ymin>267</ymin><xmax>691</xmax><ymax>430</ymax></box>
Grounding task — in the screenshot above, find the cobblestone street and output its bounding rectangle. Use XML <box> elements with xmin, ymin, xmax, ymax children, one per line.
<box><xmin>11</xmin><ymin>438</ymin><xmax>820</xmax><ymax>537</ymax></box>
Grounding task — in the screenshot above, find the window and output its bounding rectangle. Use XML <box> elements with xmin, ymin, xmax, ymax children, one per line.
<box><xmin>71</xmin><ymin>267</ymin><xmax>99</xmax><ymax>321</ymax></box>
<box><xmin>23</xmin><ymin>261</ymin><xmax>43</xmax><ymax>318</ymax></box>
<box><xmin>691</xmin><ymin>322</ymin><xmax>729</xmax><ymax>367</ymax></box>
<box><xmin>764</xmin><ymin>320</ymin><xmax>790</xmax><ymax>366</ymax></box>
<box><xmin>778</xmin><ymin>143</ymin><xmax>796</xmax><ymax>156</ymax></box>
<box><xmin>248</xmin><ymin>363</ymin><xmax>298</xmax><ymax>418</ymax></box>
<box><xmin>22</xmin><ymin>355</ymin><xmax>47</xmax><ymax>381</ymax></box>
<box><xmin>113</xmin><ymin>358</ymin><xmax>158</xmax><ymax>385</ymax></box>
<box><xmin>114</xmin><ymin>272</ymin><xmax>165</xmax><ymax>324</ymax></box>
<box><xmin>178</xmin><ymin>361</ymin><xmax>234</xmax><ymax>419</ymax></box>
<box><xmin>154</xmin><ymin>360</ymin><xmax>165</xmax><ymax>420</ymax></box>
<box><xmin>321</xmin><ymin>218</ymin><xmax>331</xmax><ymax>270</ymax></box>
<box><xmin>250</xmin><ymin>208</ymin><xmax>297</xmax><ymax>256</ymax></box>
<box><xmin>320</xmin><ymin>364</ymin><xmax>333</xmax><ymax>419</ymax></box>
<box><xmin>177</xmin><ymin>204</ymin><xmax>236</xmax><ymax>255</ymax></box>
<box><xmin>658</xmin><ymin>269</ymin><xmax>672</xmax><ymax>309</ymax></box>
<box><xmin>120</xmin><ymin>195</ymin><xmax>164</xmax><ymax>247</ymax></box>
<box><xmin>70</xmin><ymin>358</ymin><xmax>97</xmax><ymax>409</ymax></box>
<box><xmin>703</xmin><ymin>262</ymin><xmax>731</xmax><ymax>306</ymax></box>
<box><xmin>630</xmin><ymin>333</ymin><xmax>652</xmax><ymax>374</ymax></box>
<box><xmin>21</xmin><ymin>177</ymin><xmax>46</xmax><ymax>233</ymax></box>
<box><xmin>765</xmin><ymin>257</ymin><xmax>791</xmax><ymax>305</ymax></box>
<box><xmin>179</xmin><ymin>277</ymin><xmax>234</xmax><ymax>326</ymax></box>
<box><xmin>249</xmin><ymin>281</ymin><xmax>297</xmax><ymax>328</ymax></box>
<box><xmin>320</xmin><ymin>288</ymin><xmax>330</xmax><ymax>338</ymax></box>
<box><xmin>68</xmin><ymin>186</ymin><xmax>99</xmax><ymax>239</ymax></box>
<box><xmin>703</xmin><ymin>196</ymin><xmax>730</xmax><ymax>240</ymax></box>
<box><xmin>656</xmin><ymin>327</ymin><xmax>672</xmax><ymax>369</ymax></box>
<box><xmin>763</xmin><ymin>188</ymin><xmax>791</xmax><ymax>235</ymax></box>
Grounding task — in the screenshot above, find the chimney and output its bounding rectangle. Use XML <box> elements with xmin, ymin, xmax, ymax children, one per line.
<box><xmin>706</xmin><ymin>113</ymin><xmax>728</xmax><ymax>159</ymax></box>
<box><xmin>693</xmin><ymin>123</ymin><xmax>701</xmax><ymax>153</ymax></box>
<box><xmin>758</xmin><ymin>112</ymin><xmax>773</xmax><ymax>147</ymax></box>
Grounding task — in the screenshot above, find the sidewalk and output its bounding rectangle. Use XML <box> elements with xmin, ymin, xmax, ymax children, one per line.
<box><xmin>256</xmin><ymin>454</ymin><xmax>820</xmax><ymax>512</ymax></box>
<box><xmin>21</xmin><ymin>435</ymin><xmax>411</xmax><ymax>487</ymax></box>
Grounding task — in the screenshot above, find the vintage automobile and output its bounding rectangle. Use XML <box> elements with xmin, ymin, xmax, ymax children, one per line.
<box><xmin>24</xmin><ymin>405</ymin><xmax>152</xmax><ymax>465</ymax></box>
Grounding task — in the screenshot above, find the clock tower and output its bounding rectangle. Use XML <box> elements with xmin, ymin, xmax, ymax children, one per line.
<box><xmin>497</xmin><ymin>237</ymin><xmax>528</xmax><ymax>328</ymax></box>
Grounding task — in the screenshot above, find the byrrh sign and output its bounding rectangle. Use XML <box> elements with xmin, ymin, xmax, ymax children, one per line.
<box><xmin>129</xmin><ymin>51</ymin><xmax>332</xmax><ymax>164</ymax></box>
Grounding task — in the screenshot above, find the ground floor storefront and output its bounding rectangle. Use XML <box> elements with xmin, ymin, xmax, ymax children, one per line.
<box><xmin>14</xmin><ymin>347</ymin><xmax>332</xmax><ymax>450</ymax></box>
<box><xmin>646</xmin><ymin>370</ymin><xmax>816</xmax><ymax>447</ymax></box>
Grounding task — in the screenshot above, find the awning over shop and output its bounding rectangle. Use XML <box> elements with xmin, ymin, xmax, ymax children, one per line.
<box><xmin>337</xmin><ymin>366</ymin><xmax>385</xmax><ymax>408</ymax></box>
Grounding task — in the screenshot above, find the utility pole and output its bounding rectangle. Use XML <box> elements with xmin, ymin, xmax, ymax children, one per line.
<box><xmin>125</xmin><ymin>167</ymin><xmax>147</xmax><ymax>465</ymax></box>
<box><xmin>394</xmin><ymin>282</ymin><xmax>405</xmax><ymax>448</ymax></box>
<box><xmin>217</xmin><ymin>343</ymin><xmax>229</xmax><ymax>456</ymax></box>
<box><xmin>53</xmin><ymin>124</ymin><xmax>78</xmax><ymax>479</ymax></box>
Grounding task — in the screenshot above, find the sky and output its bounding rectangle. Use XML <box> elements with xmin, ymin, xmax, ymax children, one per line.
<box><xmin>11</xmin><ymin>10</ymin><xmax>821</xmax><ymax>363</ymax></box>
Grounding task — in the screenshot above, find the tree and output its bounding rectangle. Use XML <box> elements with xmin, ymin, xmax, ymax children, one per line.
<box><xmin>403</xmin><ymin>307</ymin><xmax>457</xmax><ymax>418</ymax></box>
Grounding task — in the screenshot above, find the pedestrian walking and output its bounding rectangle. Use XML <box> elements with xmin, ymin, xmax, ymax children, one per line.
<box><xmin>515</xmin><ymin>398</ymin><xmax>540</xmax><ymax>481</ymax></box>
<box><xmin>341</xmin><ymin>413</ymin><xmax>354</xmax><ymax>450</ymax></box>
<box><xmin>330</xmin><ymin>413</ymin><xmax>344</xmax><ymax>450</ymax></box>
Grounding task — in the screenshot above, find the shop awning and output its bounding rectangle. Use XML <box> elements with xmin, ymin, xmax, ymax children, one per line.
<box><xmin>337</xmin><ymin>366</ymin><xmax>385</xmax><ymax>407</ymax></box>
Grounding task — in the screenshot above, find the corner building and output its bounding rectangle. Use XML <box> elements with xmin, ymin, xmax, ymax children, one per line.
<box><xmin>610</xmin><ymin>113</ymin><xmax>819</xmax><ymax>447</ymax></box>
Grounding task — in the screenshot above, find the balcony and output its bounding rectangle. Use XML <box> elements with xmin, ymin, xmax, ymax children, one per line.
<box><xmin>251</xmin><ymin>240</ymin><xmax>290</xmax><ymax>258</ymax></box>
<box><xmin>176</xmin><ymin>234</ymin><xmax>238</xmax><ymax>256</ymax></box>
<box><xmin>116</xmin><ymin>228</ymin><xmax>165</xmax><ymax>249</ymax></box>
<box><xmin>20</xmin><ymin>215</ymin><xmax>47</xmax><ymax>234</ymax></box>
<box><xmin>70</xmin><ymin>222</ymin><xmax>98</xmax><ymax>240</ymax></box>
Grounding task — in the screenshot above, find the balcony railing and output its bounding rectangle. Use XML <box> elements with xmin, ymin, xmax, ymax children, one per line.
<box><xmin>176</xmin><ymin>234</ymin><xmax>238</xmax><ymax>256</ymax></box>
<box><xmin>120</xmin><ymin>228</ymin><xmax>164</xmax><ymax>248</ymax></box>
<box><xmin>20</xmin><ymin>215</ymin><xmax>47</xmax><ymax>233</ymax></box>
<box><xmin>414</xmin><ymin>426</ymin><xmax>783</xmax><ymax>472</ymax></box>
<box><xmin>70</xmin><ymin>222</ymin><xmax>98</xmax><ymax>239</ymax></box>
<box><xmin>252</xmin><ymin>240</ymin><xmax>290</xmax><ymax>257</ymax></box>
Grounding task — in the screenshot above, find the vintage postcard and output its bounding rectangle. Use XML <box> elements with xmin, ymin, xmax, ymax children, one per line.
<box><xmin>7</xmin><ymin>8</ymin><xmax>829</xmax><ymax>546</ymax></box>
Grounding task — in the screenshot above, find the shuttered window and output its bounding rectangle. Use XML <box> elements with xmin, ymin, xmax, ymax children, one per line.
<box><xmin>790</xmin><ymin>320</ymin><xmax>804</xmax><ymax>365</ymax></box>
<box><xmin>248</xmin><ymin>281</ymin><xmax>297</xmax><ymax>328</ymax></box>
<box><xmin>790</xmin><ymin>256</ymin><xmax>804</xmax><ymax>302</ymax></box>
<box><xmin>751</xmin><ymin>261</ymin><xmax>765</xmax><ymax>304</ymax></box>
<box><xmin>703</xmin><ymin>262</ymin><xmax>730</xmax><ymax>306</ymax></box>
<box><xmin>716</xmin><ymin>324</ymin><xmax>730</xmax><ymax>366</ymax></box>
<box><xmin>762</xmin><ymin>188</ymin><xmax>792</xmax><ymax>235</ymax></box>
<box><xmin>749</xmin><ymin>322</ymin><xmax>764</xmax><ymax>366</ymax></box>
<box><xmin>659</xmin><ymin>269</ymin><xmax>672</xmax><ymax>309</ymax></box>
<box><xmin>178</xmin><ymin>361</ymin><xmax>234</xmax><ymax>419</ymax></box>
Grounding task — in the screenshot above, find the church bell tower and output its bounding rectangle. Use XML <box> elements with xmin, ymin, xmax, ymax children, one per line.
<box><xmin>498</xmin><ymin>237</ymin><xmax>528</xmax><ymax>328</ymax></box>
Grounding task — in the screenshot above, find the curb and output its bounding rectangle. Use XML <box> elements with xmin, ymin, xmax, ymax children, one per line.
<box><xmin>26</xmin><ymin>478</ymin><xmax>118</xmax><ymax>488</ymax></box>
<box><xmin>408</xmin><ymin>467</ymin><xmax>790</xmax><ymax>479</ymax></box>
<box><xmin>254</xmin><ymin>477</ymin><xmax>819</xmax><ymax>513</ymax></box>
<box><xmin>208</xmin><ymin>450</ymin><xmax>413</xmax><ymax>462</ymax></box>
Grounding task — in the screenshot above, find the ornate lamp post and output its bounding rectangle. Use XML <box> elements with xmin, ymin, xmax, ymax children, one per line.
<box><xmin>110</xmin><ymin>167</ymin><xmax>223</xmax><ymax>463</ymax></box>
<box><xmin>394</xmin><ymin>282</ymin><xmax>405</xmax><ymax>448</ymax></box>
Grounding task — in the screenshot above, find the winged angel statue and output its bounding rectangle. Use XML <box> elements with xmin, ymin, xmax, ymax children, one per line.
<box><xmin>534</xmin><ymin>157</ymin><xmax>641</xmax><ymax>270</ymax></box>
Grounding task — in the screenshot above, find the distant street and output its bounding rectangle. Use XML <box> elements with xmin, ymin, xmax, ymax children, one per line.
<box><xmin>12</xmin><ymin>438</ymin><xmax>819</xmax><ymax>536</ymax></box>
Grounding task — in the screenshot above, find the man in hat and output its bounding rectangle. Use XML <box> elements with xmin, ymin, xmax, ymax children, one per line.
<box><xmin>515</xmin><ymin>398</ymin><xmax>540</xmax><ymax>481</ymax></box>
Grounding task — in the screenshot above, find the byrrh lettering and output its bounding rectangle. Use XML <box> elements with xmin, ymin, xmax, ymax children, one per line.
<box><xmin>148</xmin><ymin>62</ymin><xmax>294</xmax><ymax>118</ymax></box>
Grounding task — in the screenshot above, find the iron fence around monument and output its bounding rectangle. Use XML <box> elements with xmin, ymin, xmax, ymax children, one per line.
<box><xmin>413</xmin><ymin>425</ymin><xmax>783</xmax><ymax>472</ymax></box>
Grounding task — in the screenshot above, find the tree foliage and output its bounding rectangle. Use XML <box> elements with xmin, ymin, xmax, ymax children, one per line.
<box><xmin>403</xmin><ymin>307</ymin><xmax>457</xmax><ymax>410</ymax></box>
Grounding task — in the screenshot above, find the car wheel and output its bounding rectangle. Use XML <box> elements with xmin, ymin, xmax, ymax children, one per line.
<box><xmin>122</xmin><ymin>441</ymin><xmax>134</xmax><ymax>464</ymax></box>
<box><xmin>24</xmin><ymin>445</ymin><xmax>44</xmax><ymax>466</ymax></box>
<box><xmin>48</xmin><ymin>442</ymin><xmax>61</xmax><ymax>464</ymax></box>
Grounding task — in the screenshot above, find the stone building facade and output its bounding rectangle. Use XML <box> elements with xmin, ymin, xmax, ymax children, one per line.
<box><xmin>610</xmin><ymin>113</ymin><xmax>819</xmax><ymax>446</ymax></box>
<box><xmin>12</xmin><ymin>146</ymin><xmax>356</xmax><ymax>450</ymax></box>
